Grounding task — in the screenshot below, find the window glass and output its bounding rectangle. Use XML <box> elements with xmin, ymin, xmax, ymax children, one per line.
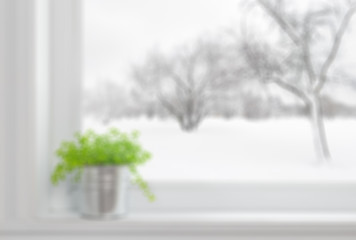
<box><xmin>83</xmin><ymin>0</ymin><xmax>356</xmax><ymax>182</ymax></box>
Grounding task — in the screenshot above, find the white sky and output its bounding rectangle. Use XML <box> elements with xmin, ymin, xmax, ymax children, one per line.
<box><xmin>84</xmin><ymin>0</ymin><xmax>356</xmax><ymax>92</ymax></box>
<box><xmin>84</xmin><ymin>0</ymin><xmax>242</xmax><ymax>88</ymax></box>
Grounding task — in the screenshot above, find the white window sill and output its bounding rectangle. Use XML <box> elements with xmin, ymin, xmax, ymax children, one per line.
<box><xmin>2</xmin><ymin>212</ymin><xmax>356</xmax><ymax>237</ymax></box>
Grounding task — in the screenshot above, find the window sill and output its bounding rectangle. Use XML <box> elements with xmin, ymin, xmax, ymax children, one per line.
<box><xmin>2</xmin><ymin>212</ymin><xmax>356</xmax><ymax>237</ymax></box>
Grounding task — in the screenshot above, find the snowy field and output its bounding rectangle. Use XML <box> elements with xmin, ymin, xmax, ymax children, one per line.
<box><xmin>83</xmin><ymin>117</ymin><xmax>356</xmax><ymax>182</ymax></box>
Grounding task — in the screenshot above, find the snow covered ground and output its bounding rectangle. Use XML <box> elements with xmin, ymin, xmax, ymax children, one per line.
<box><xmin>83</xmin><ymin>117</ymin><xmax>356</xmax><ymax>182</ymax></box>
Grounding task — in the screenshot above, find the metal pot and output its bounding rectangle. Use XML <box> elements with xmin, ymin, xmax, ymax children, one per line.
<box><xmin>80</xmin><ymin>166</ymin><xmax>129</xmax><ymax>219</ymax></box>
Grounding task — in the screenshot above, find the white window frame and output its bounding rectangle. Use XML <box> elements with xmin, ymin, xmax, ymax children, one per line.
<box><xmin>2</xmin><ymin>0</ymin><xmax>356</xmax><ymax>238</ymax></box>
<box><xmin>0</xmin><ymin>0</ymin><xmax>83</xmax><ymax>220</ymax></box>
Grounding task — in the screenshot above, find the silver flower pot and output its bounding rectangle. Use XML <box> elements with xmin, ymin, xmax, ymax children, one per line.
<box><xmin>80</xmin><ymin>166</ymin><xmax>129</xmax><ymax>219</ymax></box>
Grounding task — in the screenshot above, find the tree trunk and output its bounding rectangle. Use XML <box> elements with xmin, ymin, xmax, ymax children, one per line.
<box><xmin>309</xmin><ymin>94</ymin><xmax>331</xmax><ymax>164</ymax></box>
<box><xmin>178</xmin><ymin>115</ymin><xmax>199</xmax><ymax>132</ymax></box>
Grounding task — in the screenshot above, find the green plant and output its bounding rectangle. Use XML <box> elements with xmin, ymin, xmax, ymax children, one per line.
<box><xmin>51</xmin><ymin>128</ymin><xmax>155</xmax><ymax>201</ymax></box>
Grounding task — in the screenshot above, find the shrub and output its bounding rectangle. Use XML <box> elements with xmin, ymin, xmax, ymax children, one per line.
<box><xmin>51</xmin><ymin>128</ymin><xmax>154</xmax><ymax>201</ymax></box>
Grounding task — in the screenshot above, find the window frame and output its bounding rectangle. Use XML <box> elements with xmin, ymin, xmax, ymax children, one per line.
<box><xmin>2</xmin><ymin>0</ymin><xmax>356</xmax><ymax>226</ymax></box>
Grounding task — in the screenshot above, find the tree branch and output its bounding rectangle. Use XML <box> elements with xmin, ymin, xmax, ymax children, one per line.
<box><xmin>170</xmin><ymin>72</ymin><xmax>189</xmax><ymax>92</ymax></box>
<box><xmin>301</xmin><ymin>14</ymin><xmax>317</xmax><ymax>85</ymax></box>
<box><xmin>270</xmin><ymin>78</ymin><xmax>310</xmax><ymax>104</ymax></box>
<box><xmin>157</xmin><ymin>93</ymin><xmax>181</xmax><ymax>119</ymax></box>
<box><xmin>314</xmin><ymin>6</ymin><xmax>356</xmax><ymax>93</ymax></box>
<box><xmin>257</xmin><ymin>0</ymin><xmax>300</xmax><ymax>45</ymax></box>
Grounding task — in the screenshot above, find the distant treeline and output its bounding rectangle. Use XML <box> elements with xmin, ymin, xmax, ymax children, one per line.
<box><xmin>84</xmin><ymin>80</ymin><xmax>356</xmax><ymax>123</ymax></box>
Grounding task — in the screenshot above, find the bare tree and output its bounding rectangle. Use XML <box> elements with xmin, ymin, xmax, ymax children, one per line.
<box><xmin>132</xmin><ymin>39</ymin><xmax>239</xmax><ymax>131</ymax></box>
<box><xmin>241</xmin><ymin>0</ymin><xmax>356</xmax><ymax>163</ymax></box>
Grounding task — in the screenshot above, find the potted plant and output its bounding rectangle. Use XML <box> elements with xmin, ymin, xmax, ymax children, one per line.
<box><xmin>51</xmin><ymin>128</ymin><xmax>154</xmax><ymax>219</ymax></box>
